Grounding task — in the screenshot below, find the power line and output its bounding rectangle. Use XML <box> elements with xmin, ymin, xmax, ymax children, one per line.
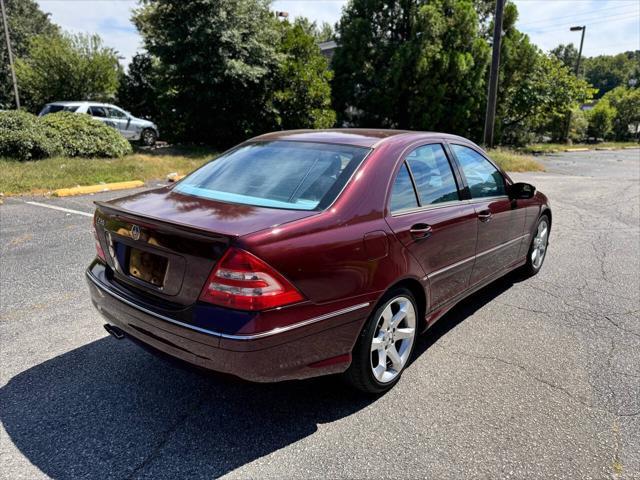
<box><xmin>526</xmin><ymin>13</ymin><xmax>639</xmax><ymax>33</ymax></box>
<box><xmin>519</xmin><ymin>6</ymin><xmax>639</xmax><ymax>27</ymax></box>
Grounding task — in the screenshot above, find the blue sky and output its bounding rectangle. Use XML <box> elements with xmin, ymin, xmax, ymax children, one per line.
<box><xmin>36</xmin><ymin>0</ymin><xmax>640</xmax><ymax>66</ymax></box>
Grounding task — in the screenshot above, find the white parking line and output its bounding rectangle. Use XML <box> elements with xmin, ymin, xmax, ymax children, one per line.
<box><xmin>25</xmin><ymin>201</ymin><xmax>94</xmax><ymax>218</ymax></box>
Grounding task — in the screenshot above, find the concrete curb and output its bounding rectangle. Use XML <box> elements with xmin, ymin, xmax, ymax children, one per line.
<box><xmin>54</xmin><ymin>180</ymin><xmax>144</xmax><ymax>197</ymax></box>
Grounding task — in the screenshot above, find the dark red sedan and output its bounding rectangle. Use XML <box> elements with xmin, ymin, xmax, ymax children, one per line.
<box><xmin>87</xmin><ymin>129</ymin><xmax>551</xmax><ymax>393</ymax></box>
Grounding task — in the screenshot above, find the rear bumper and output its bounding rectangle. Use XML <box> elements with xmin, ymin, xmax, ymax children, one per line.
<box><xmin>86</xmin><ymin>268</ymin><xmax>370</xmax><ymax>382</ymax></box>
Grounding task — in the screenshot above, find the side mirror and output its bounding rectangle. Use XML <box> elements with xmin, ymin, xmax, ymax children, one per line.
<box><xmin>509</xmin><ymin>182</ymin><xmax>536</xmax><ymax>200</ymax></box>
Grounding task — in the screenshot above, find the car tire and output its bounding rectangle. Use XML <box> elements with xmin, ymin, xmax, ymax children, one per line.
<box><xmin>140</xmin><ymin>128</ymin><xmax>157</xmax><ymax>147</ymax></box>
<box><xmin>520</xmin><ymin>214</ymin><xmax>550</xmax><ymax>277</ymax></box>
<box><xmin>344</xmin><ymin>287</ymin><xmax>418</xmax><ymax>394</ymax></box>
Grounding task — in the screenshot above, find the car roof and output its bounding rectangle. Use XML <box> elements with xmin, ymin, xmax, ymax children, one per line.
<box><xmin>251</xmin><ymin>129</ymin><xmax>474</xmax><ymax>148</ymax></box>
<box><xmin>46</xmin><ymin>101</ymin><xmax>116</xmax><ymax>107</ymax></box>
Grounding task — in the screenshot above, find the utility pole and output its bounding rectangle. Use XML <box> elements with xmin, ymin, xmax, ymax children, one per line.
<box><xmin>483</xmin><ymin>0</ymin><xmax>505</xmax><ymax>148</ymax></box>
<box><xmin>0</xmin><ymin>0</ymin><xmax>20</xmax><ymax>109</ymax></box>
<box><xmin>564</xmin><ymin>25</ymin><xmax>586</xmax><ymax>142</ymax></box>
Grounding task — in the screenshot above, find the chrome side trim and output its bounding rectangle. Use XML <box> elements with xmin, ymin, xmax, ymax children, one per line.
<box><xmin>427</xmin><ymin>255</ymin><xmax>476</xmax><ymax>279</ymax></box>
<box><xmin>86</xmin><ymin>271</ymin><xmax>369</xmax><ymax>341</ymax></box>
<box><xmin>427</xmin><ymin>233</ymin><xmax>530</xmax><ymax>279</ymax></box>
<box><xmin>475</xmin><ymin>233</ymin><xmax>529</xmax><ymax>259</ymax></box>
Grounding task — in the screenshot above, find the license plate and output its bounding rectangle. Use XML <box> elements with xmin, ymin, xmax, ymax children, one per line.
<box><xmin>128</xmin><ymin>248</ymin><xmax>168</xmax><ymax>287</ymax></box>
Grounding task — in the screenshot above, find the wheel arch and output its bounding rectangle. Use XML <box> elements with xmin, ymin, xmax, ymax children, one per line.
<box><xmin>376</xmin><ymin>277</ymin><xmax>428</xmax><ymax>333</ymax></box>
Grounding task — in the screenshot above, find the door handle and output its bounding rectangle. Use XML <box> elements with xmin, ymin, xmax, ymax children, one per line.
<box><xmin>410</xmin><ymin>223</ymin><xmax>432</xmax><ymax>239</ymax></box>
<box><xmin>477</xmin><ymin>209</ymin><xmax>493</xmax><ymax>222</ymax></box>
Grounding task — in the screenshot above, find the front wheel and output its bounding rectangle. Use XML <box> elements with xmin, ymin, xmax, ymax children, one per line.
<box><xmin>345</xmin><ymin>288</ymin><xmax>418</xmax><ymax>394</ymax></box>
<box><xmin>140</xmin><ymin>128</ymin><xmax>157</xmax><ymax>147</ymax></box>
<box><xmin>520</xmin><ymin>214</ymin><xmax>550</xmax><ymax>277</ymax></box>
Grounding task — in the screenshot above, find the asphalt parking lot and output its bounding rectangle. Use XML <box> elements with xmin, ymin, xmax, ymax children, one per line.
<box><xmin>1</xmin><ymin>149</ymin><xmax>639</xmax><ymax>479</ymax></box>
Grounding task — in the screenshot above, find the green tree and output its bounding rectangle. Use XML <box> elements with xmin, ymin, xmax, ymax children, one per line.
<box><xmin>586</xmin><ymin>99</ymin><xmax>616</xmax><ymax>139</ymax></box>
<box><xmin>332</xmin><ymin>0</ymin><xmax>490</xmax><ymax>135</ymax></box>
<box><xmin>133</xmin><ymin>0</ymin><xmax>282</xmax><ymax>145</ymax></box>
<box><xmin>15</xmin><ymin>33</ymin><xmax>120</xmax><ymax>112</ymax></box>
<box><xmin>0</xmin><ymin>0</ymin><xmax>58</xmax><ymax>108</ymax></box>
<box><xmin>497</xmin><ymin>52</ymin><xmax>593</xmax><ymax>144</ymax></box>
<box><xmin>584</xmin><ymin>51</ymin><xmax>640</xmax><ymax>98</ymax></box>
<box><xmin>602</xmin><ymin>86</ymin><xmax>640</xmax><ymax>140</ymax></box>
<box><xmin>550</xmin><ymin>43</ymin><xmax>579</xmax><ymax>71</ymax></box>
<box><xmin>116</xmin><ymin>52</ymin><xmax>161</xmax><ymax>121</ymax></box>
<box><xmin>273</xmin><ymin>19</ymin><xmax>335</xmax><ymax>129</ymax></box>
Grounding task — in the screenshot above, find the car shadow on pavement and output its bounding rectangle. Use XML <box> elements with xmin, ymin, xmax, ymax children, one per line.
<box><xmin>0</xmin><ymin>273</ymin><xmax>521</xmax><ymax>479</ymax></box>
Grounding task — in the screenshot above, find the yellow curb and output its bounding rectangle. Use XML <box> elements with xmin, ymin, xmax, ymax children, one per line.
<box><xmin>54</xmin><ymin>180</ymin><xmax>144</xmax><ymax>197</ymax></box>
<box><xmin>564</xmin><ymin>147</ymin><xmax>590</xmax><ymax>152</ymax></box>
<box><xmin>167</xmin><ymin>174</ymin><xmax>186</xmax><ymax>183</ymax></box>
<box><xmin>622</xmin><ymin>146</ymin><xmax>639</xmax><ymax>150</ymax></box>
<box><xmin>595</xmin><ymin>147</ymin><xmax>614</xmax><ymax>151</ymax></box>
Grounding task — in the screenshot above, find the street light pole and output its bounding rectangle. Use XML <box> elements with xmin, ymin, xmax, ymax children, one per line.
<box><xmin>483</xmin><ymin>0</ymin><xmax>505</xmax><ymax>148</ymax></box>
<box><xmin>0</xmin><ymin>0</ymin><xmax>20</xmax><ymax>109</ymax></box>
<box><xmin>571</xmin><ymin>25</ymin><xmax>586</xmax><ymax>76</ymax></box>
<box><xmin>564</xmin><ymin>25</ymin><xmax>586</xmax><ymax>142</ymax></box>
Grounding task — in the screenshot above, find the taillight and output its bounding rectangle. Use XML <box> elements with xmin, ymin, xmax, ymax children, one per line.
<box><xmin>199</xmin><ymin>247</ymin><xmax>304</xmax><ymax>311</ymax></box>
<box><xmin>93</xmin><ymin>216</ymin><xmax>106</xmax><ymax>261</ymax></box>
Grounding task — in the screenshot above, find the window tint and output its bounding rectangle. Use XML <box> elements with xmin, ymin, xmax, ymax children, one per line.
<box><xmin>39</xmin><ymin>104</ymin><xmax>78</xmax><ymax>115</ymax></box>
<box><xmin>390</xmin><ymin>163</ymin><xmax>419</xmax><ymax>212</ymax></box>
<box><xmin>451</xmin><ymin>145</ymin><xmax>506</xmax><ymax>198</ymax></box>
<box><xmin>88</xmin><ymin>106</ymin><xmax>107</xmax><ymax>118</ymax></box>
<box><xmin>107</xmin><ymin>107</ymin><xmax>127</xmax><ymax>119</ymax></box>
<box><xmin>175</xmin><ymin>141</ymin><xmax>369</xmax><ymax>211</ymax></box>
<box><xmin>406</xmin><ymin>144</ymin><xmax>459</xmax><ymax>205</ymax></box>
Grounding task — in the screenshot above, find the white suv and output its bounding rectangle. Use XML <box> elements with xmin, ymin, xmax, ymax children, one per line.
<box><xmin>39</xmin><ymin>101</ymin><xmax>159</xmax><ymax>146</ymax></box>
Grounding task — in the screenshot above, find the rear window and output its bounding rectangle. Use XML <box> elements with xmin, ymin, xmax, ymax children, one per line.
<box><xmin>174</xmin><ymin>141</ymin><xmax>370</xmax><ymax>210</ymax></box>
<box><xmin>39</xmin><ymin>104</ymin><xmax>79</xmax><ymax>115</ymax></box>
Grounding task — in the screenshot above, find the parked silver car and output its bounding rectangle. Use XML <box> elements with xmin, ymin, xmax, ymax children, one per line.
<box><xmin>38</xmin><ymin>101</ymin><xmax>159</xmax><ymax>146</ymax></box>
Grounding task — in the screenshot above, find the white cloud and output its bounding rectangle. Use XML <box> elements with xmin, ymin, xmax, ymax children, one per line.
<box><xmin>36</xmin><ymin>0</ymin><xmax>639</xmax><ymax>68</ymax></box>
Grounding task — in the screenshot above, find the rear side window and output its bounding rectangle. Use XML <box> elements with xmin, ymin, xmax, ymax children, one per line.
<box><xmin>88</xmin><ymin>106</ymin><xmax>107</xmax><ymax>118</ymax></box>
<box><xmin>174</xmin><ymin>141</ymin><xmax>370</xmax><ymax>210</ymax></box>
<box><xmin>451</xmin><ymin>144</ymin><xmax>506</xmax><ymax>198</ymax></box>
<box><xmin>39</xmin><ymin>104</ymin><xmax>79</xmax><ymax>115</ymax></box>
<box><xmin>406</xmin><ymin>144</ymin><xmax>459</xmax><ymax>205</ymax></box>
<box><xmin>390</xmin><ymin>163</ymin><xmax>419</xmax><ymax>212</ymax></box>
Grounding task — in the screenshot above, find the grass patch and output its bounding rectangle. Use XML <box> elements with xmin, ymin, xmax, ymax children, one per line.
<box><xmin>0</xmin><ymin>145</ymin><xmax>217</xmax><ymax>195</ymax></box>
<box><xmin>522</xmin><ymin>141</ymin><xmax>639</xmax><ymax>154</ymax></box>
<box><xmin>487</xmin><ymin>148</ymin><xmax>545</xmax><ymax>172</ymax></box>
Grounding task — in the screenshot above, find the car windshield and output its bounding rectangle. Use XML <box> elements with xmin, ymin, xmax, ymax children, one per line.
<box><xmin>174</xmin><ymin>141</ymin><xmax>370</xmax><ymax>210</ymax></box>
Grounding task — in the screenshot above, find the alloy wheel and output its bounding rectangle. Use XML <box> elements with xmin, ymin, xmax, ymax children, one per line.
<box><xmin>370</xmin><ymin>296</ymin><xmax>416</xmax><ymax>383</ymax></box>
<box><xmin>531</xmin><ymin>219</ymin><xmax>549</xmax><ymax>269</ymax></box>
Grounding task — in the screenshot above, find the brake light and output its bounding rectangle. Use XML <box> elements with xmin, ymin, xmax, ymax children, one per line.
<box><xmin>93</xmin><ymin>217</ymin><xmax>106</xmax><ymax>261</ymax></box>
<box><xmin>199</xmin><ymin>247</ymin><xmax>304</xmax><ymax>311</ymax></box>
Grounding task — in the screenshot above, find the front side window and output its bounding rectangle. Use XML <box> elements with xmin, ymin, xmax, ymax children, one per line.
<box><xmin>451</xmin><ymin>144</ymin><xmax>506</xmax><ymax>198</ymax></box>
<box><xmin>390</xmin><ymin>163</ymin><xmax>419</xmax><ymax>212</ymax></box>
<box><xmin>406</xmin><ymin>144</ymin><xmax>459</xmax><ymax>205</ymax></box>
<box><xmin>174</xmin><ymin>141</ymin><xmax>369</xmax><ymax>210</ymax></box>
<box><xmin>107</xmin><ymin>107</ymin><xmax>127</xmax><ymax>119</ymax></box>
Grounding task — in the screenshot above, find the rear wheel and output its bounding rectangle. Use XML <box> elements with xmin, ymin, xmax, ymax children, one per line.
<box><xmin>345</xmin><ymin>288</ymin><xmax>418</xmax><ymax>394</ymax></box>
<box><xmin>521</xmin><ymin>215</ymin><xmax>550</xmax><ymax>277</ymax></box>
<box><xmin>140</xmin><ymin>128</ymin><xmax>157</xmax><ymax>147</ymax></box>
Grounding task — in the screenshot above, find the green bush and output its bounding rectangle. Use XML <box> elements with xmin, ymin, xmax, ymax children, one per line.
<box><xmin>0</xmin><ymin>110</ymin><xmax>62</xmax><ymax>160</ymax></box>
<box><xmin>41</xmin><ymin>112</ymin><xmax>132</xmax><ymax>158</ymax></box>
<box><xmin>587</xmin><ymin>100</ymin><xmax>616</xmax><ymax>140</ymax></box>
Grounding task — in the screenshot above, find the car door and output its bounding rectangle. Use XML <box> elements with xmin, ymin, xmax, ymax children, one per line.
<box><xmin>385</xmin><ymin>142</ymin><xmax>478</xmax><ymax>309</ymax></box>
<box><xmin>448</xmin><ymin>143</ymin><xmax>526</xmax><ymax>286</ymax></box>
<box><xmin>88</xmin><ymin>105</ymin><xmax>117</xmax><ymax>130</ymax></box>
<box><xmin>106</xmin><ymin>107</ymin><xmax>136</xmax><ymax>139</ymax></box>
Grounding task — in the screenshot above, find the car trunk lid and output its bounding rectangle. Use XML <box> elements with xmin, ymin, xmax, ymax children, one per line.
<box><xmin>94</xmin><ymin>187</ymin><xmax>318</xmax><ymax>305</ymax></box>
